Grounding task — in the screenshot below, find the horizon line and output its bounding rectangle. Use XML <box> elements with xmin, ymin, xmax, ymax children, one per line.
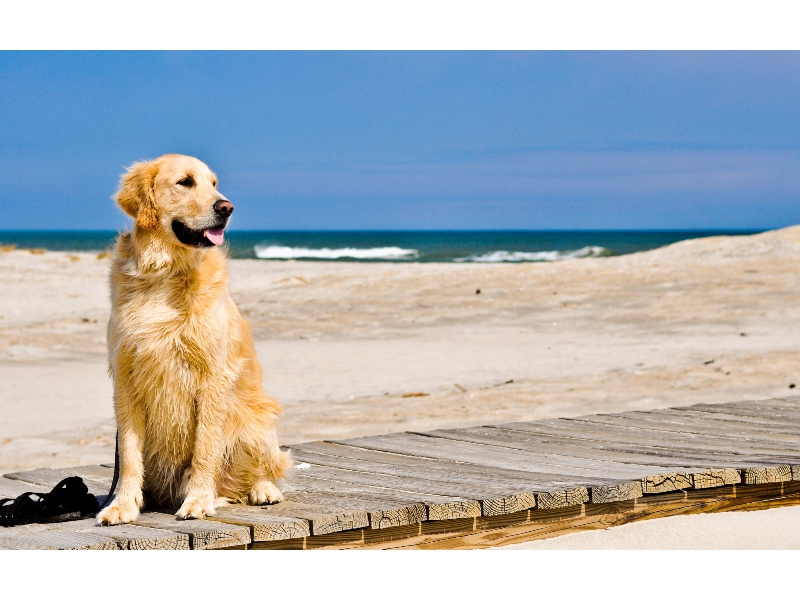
<box><xmin>0</xmin><ymin>227</ymin><xmax>772</xmax><ymax>233</ymax></box>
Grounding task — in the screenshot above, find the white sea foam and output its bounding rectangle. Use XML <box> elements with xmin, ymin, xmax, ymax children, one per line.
<box><xmin>454</xmin><ymin>246</ymin><xmax>607</xmax><ymax>263</ymax></box>
<box><xmin>254</xmin><ymin>245</ymin><xmax>419</xmax><ymax>260</ymax></box>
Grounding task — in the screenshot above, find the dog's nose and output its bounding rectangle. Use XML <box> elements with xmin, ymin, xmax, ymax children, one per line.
<box><xmin>214</xmin><ymin>199</ymin><xmax>234</xmax><ymax>217</ymax></box>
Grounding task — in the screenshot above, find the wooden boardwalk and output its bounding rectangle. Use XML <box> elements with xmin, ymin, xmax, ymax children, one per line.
<box><xmin>2</xmin><ymin>396</ymin><xmax>800</xmax><ymax>549</ymax></box>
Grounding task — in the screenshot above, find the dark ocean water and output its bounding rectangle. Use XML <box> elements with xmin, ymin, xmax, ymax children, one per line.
<box><xmin>0</xmin><ymin>230</ymin><xmax>765</xmax><ymax>263</ymax></box>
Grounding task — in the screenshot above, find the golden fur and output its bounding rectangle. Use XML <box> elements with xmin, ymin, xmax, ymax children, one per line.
<box><xmin>97</xmin><ymin>154</ymin><xmax>290</xmax><ymax>525</ymax></box>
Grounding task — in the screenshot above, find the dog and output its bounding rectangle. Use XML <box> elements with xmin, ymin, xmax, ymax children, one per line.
<box><xmin>97</xmin><ymin>154</ymin><xmax>291</xmax><ymax>525</ymax></box>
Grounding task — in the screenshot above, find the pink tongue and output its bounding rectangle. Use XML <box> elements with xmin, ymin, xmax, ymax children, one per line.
<box><xmin>204</xmin><ymin>228</ymin><xmax>225</xmax><ymax>246</ymax></box>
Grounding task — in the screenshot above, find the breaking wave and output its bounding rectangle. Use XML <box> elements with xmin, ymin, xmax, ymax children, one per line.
<box><xmin>254</xmin><ymin>245</ymin><xmax>419</xmax><ymax>260</ymax></box>
<box><xmin>454</xmin><ymin>246</ymin><xmax>608</xmax><ymax>263</ymax></box>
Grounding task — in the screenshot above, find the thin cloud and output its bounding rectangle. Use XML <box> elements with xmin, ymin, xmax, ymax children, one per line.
<box><xmin>225</xmin><ymin>149</ymin><xmax>800</xmax><ymax>198</ymax></box>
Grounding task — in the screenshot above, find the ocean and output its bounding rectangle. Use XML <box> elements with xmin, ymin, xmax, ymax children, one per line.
<box><xmin>0</xmin><ymin>230</ymin><xmax>765</xmax><ymax>263</ymax></box>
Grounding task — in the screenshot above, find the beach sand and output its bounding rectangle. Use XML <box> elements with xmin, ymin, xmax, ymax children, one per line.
<box><xmin>2</xmin><ymin>226</ymin><xmax>799</xmax><ymax>547</ymax></box>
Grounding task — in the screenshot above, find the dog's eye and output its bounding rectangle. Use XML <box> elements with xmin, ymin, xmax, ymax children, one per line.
<box><xmin>211</xmin><ymin>180</ymin><xmax>218</xmax><ymax>188</ymax></box>
<box><xmin>177</xmin><ymin>176</ymin><xmax>194</xmax><ymax>188</ymax></box>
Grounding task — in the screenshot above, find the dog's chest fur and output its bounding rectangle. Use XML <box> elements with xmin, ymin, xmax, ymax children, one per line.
<box><xmin>113</xmin><ymin>263</ymin><xmax>229</xmax><ymax>387</ymax></box>
<box><xmin>109</xmin><ymin>242</ymin><xmax>234</xmax><ymax>498</ymax></box>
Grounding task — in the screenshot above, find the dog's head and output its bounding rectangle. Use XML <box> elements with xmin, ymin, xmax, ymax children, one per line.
<box><xmin>116</xmin><ymin>154</ymin><xmax>234</xmax><ymax>249</ymax></box>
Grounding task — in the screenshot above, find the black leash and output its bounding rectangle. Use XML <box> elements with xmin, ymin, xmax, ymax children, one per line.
<box><xmin>0</xmin><ymin>431</ymin><xmax>120</xmax><ymax>527</ymax></box>
<box><xmin>94</xmin><ymin>431</ymin><xmax>120</xmax><ymax>514</ymax></box>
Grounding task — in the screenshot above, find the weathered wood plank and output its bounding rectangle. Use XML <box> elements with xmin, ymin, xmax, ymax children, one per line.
<box><xmin>589</xmin><ymin>481</ymin><xmax>643</xmax><ymax>504</ymax></box>
<box><xmin>291</xmin><ymin>442</ymin><xmax>584</xmax><ymax>492</ymax></box>
<box><xmin>3</xmin><ymin>467</ymin><xmax>110</xmax><ymax>496</ymax></box>
<box><xmin>284</xmin><ymin>481</ymin><xmax>800</xmax><ymax>550</ymax></box>
<box><xmin>409</xmin><ymin>428</ymin><xmax>702</xmax><ymax>500</ymax></box>
<box><xmin>754</xmin><ymin>396</ymin><xmax>800</xmax><ymax>406</ymax></box>
<box><xmin>291</xmin><ymin>473</ymin><xmax>482</xmax><ymax>522</ymax></box>
<box><xmin>415</xmin><ymin>427</ymin><xmax>694</xmax><ymax>469</ymax></box>
<box><xmin>291</xmin><ymin>442</ymin><xmax>588</xmax><ymax>510</ymax></box>
<box><xmin>283</xmin><ymin>484</ymin><xmax>429</xmax><ymax>529</ymax></box>
<box><xmin>556</xmin><ymin>407</ymin><xmax>791</xmax><ymax>445</ymax></box>
<box><xmin>329</xmin><ymin>434</ymin><xmax>645</xmax><ymax>507</ymax></box>
<box><xmin>577</xmin><ymin>412</ymin><xmax>800</xmax><ymax>447</ymax></box>
<box><xmin>291</xmin><ymin>442</ymin><xmax>597</xmax><ymax>500</ymax></box>
<box><xmin>333</xmin><ymin>432</ymin><xmax>664</xmax><ymax>480</ymax></box>
<box><xmin>133</xmin><ymin>510</ymin><xmax>251</xmax><ymax>550</ymax></box>
<box><xmin>682</xmin><ymin>401</ymin><xmax>800</xmax><ymax>419</ymax></box>
<box><xmin>674</xmin><ymin>408</ymin><xmax>800</xmax><ymax>426</ymax></box>
<box><xmin>56</xmin><ymin>518</ymin><xmax>189</xmax><ymax>550</ymax></box>
<box><xmin>67</xmin><ymin>464</ymin><xmax>115</xmax><ymax>483</ymax></box>
<box><xmin>6</xmin><ymin>396</ymin><xmax>800</xmax><ymax>550</ymax></box>
<box><xmin>488</xmin><ymin>421</ymin><xmax>797</xmax><ymax>467</ymax></box>
<box><xmin>293</xmin><ymin>462</ymin><xmax>535</xmax><ymax>517</ymax></box>
<box><xmin>571</xmin><ymin>422</ymin><xmax>800</xmax><ymax>464</ymax></box>
<box><xmin>347</xmin><ymin>481</ymin><xmax>800</xmax><ymax>550</ymax></box>
<box><xmin>651</xmin><ymin>407</ymin><xmax>796</xmax><ymax>433</ymax></box>
<box><xmin>256</xmin><ymin>502</ymin><xmax>368</xmax><ymax>537</ymax></box>
<box><xmin>671</xmin><ymin>404</ymin><xmax>800</xmax><ymax>425</ymax></box>
<box><xmin>641</xmin><ymin>472</ymin><xmax>693</xmax><ymax>494</ymax></box>
<box><xmin>414</xmin><ymin>426</ymin><xmax>753</xmax><ymax>495</ymax></box>
<box><xmin>479</xmin><ymin>493</ymin><xmax>537</xmax><ymax>516</ymax></box>
<box><xmin>535</xmin><ymin>488</ymin><xmax>590</xmax><ymax>509</ymax></box>
<box><xmin>495</xmin><ymin>418</ymin><xmax>800</xmax><ymax>459</ymax></box>
<box><xmin>690</xmin><ymin>468</ymin><xmax>742</xmax><ymax>489</ymax></box>
<box><xmin>741</xmin><ymin>465</ymin><xmax>793</xmax><ymax>485</ymax></box>
<box><xmin>208</xmin><ymin>505</ymin><xmax>314</xmax><ymax>540</ymax></box>
<box><xmin>0</xmin><ymin>526</ymin><xmax>119</xmax><ymax>550</ymax></box>
<box><xmin>0</xmin><ymin>477</ymin><xmax>50</xmax><ymax>498</ymax></box>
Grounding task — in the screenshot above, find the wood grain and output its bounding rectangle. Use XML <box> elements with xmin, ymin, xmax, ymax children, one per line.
<box><xmin>5</xmin><ymin>396</ymin><xmax>800</xmax><ymax>550</ymax></box>
<box><xmin>0</xmin><ymin>477</ymin><xmax>50</xmax><ymax>498</ymax></box>
<box><xmin>291</xmin><ymin>442</ymin><xmax>594</xmax><ymax>508</ymax></box>
<box><xmin>641</xmin><ymin>472</ymin><xmax>693</xmax><ymax>494</ymax></box>
<box><xmin>535</xmin><ymin>488</ymin><xmax>590</xmax><ymax>509</ymax></box>
<box><xmin>741</xmin><ymin>465</ymin><xmax>793</xmax><ymax>485</ymax></box>
<box><xmin>690</xmin><ymin>468</ymin><xmax>742</xmax><ymax>489</ymax></box>
<box><xmin>577</xmin><ymin>413</ymin><xmax>800</xmax><ymax>447</ymax></box>
<box><xmin>589</xmin><ymin>481</ymin><xmax>643</xmax><ymax>504</ymax></box>
<box><xmin>493</xmin><ymin>418</ymin><xmax>800</xmax><ymax>459</ymax></box>
<box><xmin>3</xmin><ymin>467</ymin><xmax>112</xmax><ymax>496</ymax></box>
<box><xmin>487</xmin><ymin>422</ymin><xmax>796</xmax><ymax>468</ymax></box>
<box><xmin>133</xmin><ymin>511</ymin><xmax>251</xmax><ymax>550</ymax></box>
<box><xmin>292</xmin><ymin>473</ymin><xmax>482</xmax><ymax>522</ymax></box>
<box><xmin>416</xmin><ymin>426</ymin><xmax>694</xmax><ymax>469</ymax></box>
<box><xmin>0</xmin><ymin>526</ymin><xmax>119</xmax><ymax>550</ymax></box>
<box><xmin>58</xmin><ymin>518</ymin><xmax>190</xmax><ymax>550</ymax></box>
<box><xmin>291</xmin><ymin>442</ymin><xmax>583</xmax><ymax>493</ymax></box>
<box><xmin>208</xmin><ymin>505</ymin><xmax>314</xmax><ymax>540</ymax></box>
<box><xmin>294</xmin><ymin>463</ymin><xmax>530</xmax><ymax>517</ymax></box>
<box><xmin>285</xmin><ymin>481</ymin><xmax>800</xmax><ymax>550</ymax></box>
<box><xmin>333</xmin><ymin>432</ymin><xmax>663</xmax><ymax>479</ymax></box>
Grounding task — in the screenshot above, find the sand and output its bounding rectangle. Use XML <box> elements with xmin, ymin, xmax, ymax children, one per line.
<box><xmin>492</xmin><ymin>504</ymin><xmax>800</xmax><ymax>550</ymax></box>
<box><xmin>2</xmin><ymin>226</ymin><xmax>800</xmax><ymax>547</ymax></box>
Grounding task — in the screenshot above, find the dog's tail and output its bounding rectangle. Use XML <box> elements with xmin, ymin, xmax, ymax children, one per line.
<box><xmin>275</xmin><ymin>448</ymin><xmax>294</xmax><ymax>482</ymax></box>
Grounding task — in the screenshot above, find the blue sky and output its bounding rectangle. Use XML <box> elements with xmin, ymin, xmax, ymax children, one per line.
<box><xmin>1</xmin><ymin>51</ymin><xmax>799</xmax><ymax>230</ymax></box>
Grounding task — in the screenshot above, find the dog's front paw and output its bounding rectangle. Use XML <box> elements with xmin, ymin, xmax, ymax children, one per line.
<box><xmin>249</xmin><ymin>481</ymin><xmax>284</xmax><ymax>505</ymax></box>
<box><xmin>176</xmin><ymin>494</ymin><xmax>216</xmax><ymax>520</ymax></box>
<box><xmin>97</xmin><ymin>500</ymin><xmax>140</xmax><ymax>526</ymax></box>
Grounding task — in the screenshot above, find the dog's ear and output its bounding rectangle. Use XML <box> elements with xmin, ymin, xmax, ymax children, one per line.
<box><xmin>116</xmin><ymin>161</ymin><xmax>159</xmax><ymax>230</ymax></box>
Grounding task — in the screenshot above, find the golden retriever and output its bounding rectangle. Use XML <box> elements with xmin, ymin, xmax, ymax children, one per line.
<box><xmin>97</xmin><ymin>154</ymin><xmax>291</xmax><ymax>525</ymax></box>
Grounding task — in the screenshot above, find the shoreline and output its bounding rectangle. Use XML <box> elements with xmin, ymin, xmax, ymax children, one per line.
<box><xmin>0</xmin><ymin>228</ymin><xmax>767</xmax><ymax>262</ymax></box>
